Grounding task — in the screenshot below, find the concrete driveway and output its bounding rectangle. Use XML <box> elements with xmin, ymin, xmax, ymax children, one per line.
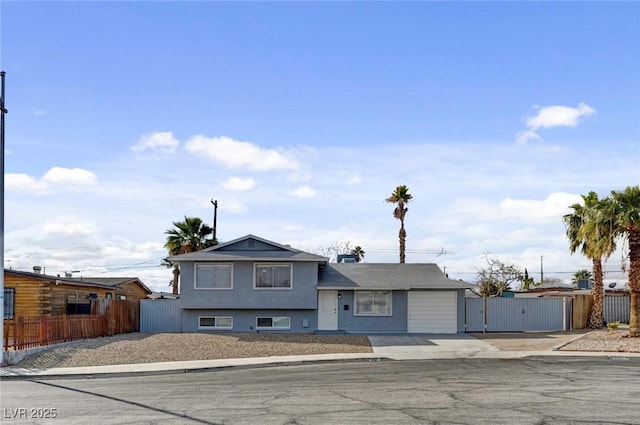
<box><xmin>368</xmin><ymin>331</ymin><xmax>589</xmax><ymax>360</ymax></box>
<box><xmin>367</xmin><ymin>334</ymin><xmax>501</xmax><ymax>360</ymax></box>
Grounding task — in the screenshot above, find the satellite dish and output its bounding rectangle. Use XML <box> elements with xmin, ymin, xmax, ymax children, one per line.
<box><xmin>608</xmin><ymin>282</ymin><xmax>617</xmax><ymax>288</ymax></box>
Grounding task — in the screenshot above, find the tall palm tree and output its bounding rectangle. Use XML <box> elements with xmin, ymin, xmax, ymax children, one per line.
<box><xmin>609</xmin><ymin>185</ymin><xmax>640</xmax><ymax>337</ymax></box>
<box><xmin>385</xmin><ymin>185</ymin><xmax>412</xmax><ymax>264</ymax></box>
<box><xmin>164</xmin><ymin>216</ymin><xmax>216</xmax><ymax>294</ymax></box>
<box><xmin>563</xmin><ymin>192</ymin><xmax>616</xmax><ymax>329</ymax></box>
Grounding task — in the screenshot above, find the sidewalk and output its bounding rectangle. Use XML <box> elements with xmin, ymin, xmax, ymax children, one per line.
<box><xmin>2</xmin><ymin>332</ymin><xmax>639</xmax><ymax>379</ymax></box>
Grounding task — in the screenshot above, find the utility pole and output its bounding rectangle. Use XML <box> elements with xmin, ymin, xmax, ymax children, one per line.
<box><xmin>1</xmin><ymin>71</ymin><xmax>8</xmax><ymax>366</ymax></box>
<box><xmin>210</xmin><ymin>199</ymin><xmax>218</xmax><ymax>242</ymax></box>
<box><xmin>540</xmin><ymin>255</ymin><xmax>544</xmax><ymax>285</ymax></box>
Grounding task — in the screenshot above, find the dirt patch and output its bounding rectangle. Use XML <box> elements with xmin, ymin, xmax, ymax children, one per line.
<box><xmin>471</xmin><ymin>331</ymin><xmax>589</xmax><ymax>351</ymax></box>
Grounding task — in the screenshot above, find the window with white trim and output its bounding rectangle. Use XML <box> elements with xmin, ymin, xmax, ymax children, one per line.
<box><xmin>199</xmin><ymin>316</ymin><xmax>233</xmax><ymax>330</ymax></box>
<box><xmin>354</xmin><ymin>291</ymin><xmax>392</xmax><ymax>316</ymax></box>
<box><xmin>195</xmin><ymin>264</ymin><xmax>233</xmax><ymax>289</ymax></box>
<box><xmin>254</xmin><ymin>264</ymin><xmax>292</xmax><ymax>289</ymax></box>
<box><xmin>256</xmin><ymin>317</ymin><xmax>291</xmax><ymax>330</ymax></box>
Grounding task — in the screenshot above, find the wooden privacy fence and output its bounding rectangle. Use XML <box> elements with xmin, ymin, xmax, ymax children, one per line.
<box><xmin>3</xmin><ymin>299</ymin><xmax>138</xmax><ymax>352</ymax></box>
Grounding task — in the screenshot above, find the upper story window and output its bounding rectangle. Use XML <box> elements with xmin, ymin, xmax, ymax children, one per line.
<box><xmin>195</xmin><ymin>264</ymin><xmax>233</xmax><ymax>289</ymax></box>
<box><xmin>254</xmin><ymin>264</ymin><xmax>292</xmax><ymax>289</ymax></box>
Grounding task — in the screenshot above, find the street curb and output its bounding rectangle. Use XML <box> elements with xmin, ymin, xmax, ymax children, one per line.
<box><xmin>3</xmin><ymin>351</ymin><xmax>640</xmax><ymax>380</ymax></box>
<box><xmin>0</xmin><ymin>357</ymin><xmax>390</xmax><ymax>380</ymax></box>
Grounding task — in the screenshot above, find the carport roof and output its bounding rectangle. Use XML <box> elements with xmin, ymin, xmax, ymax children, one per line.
<box><xmin>317</xmin><ymin>263</ymin><xmax>475</xmax><ymax>290</ymax></box>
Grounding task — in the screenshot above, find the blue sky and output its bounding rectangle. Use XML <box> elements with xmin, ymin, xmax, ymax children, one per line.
<box><xmin>2</xmin><ymin>2</ymin><xmax>639</xmax><ymax>292</ymax></box>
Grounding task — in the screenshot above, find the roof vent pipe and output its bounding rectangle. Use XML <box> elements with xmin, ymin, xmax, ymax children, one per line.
<box><xmin>33</xmin><ymin>265</ymin><xmax>42</xmax><ymax>274</ymax></box>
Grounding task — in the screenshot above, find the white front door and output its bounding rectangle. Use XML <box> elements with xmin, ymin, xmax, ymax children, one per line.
<box><xmin>318</xmin><ymin>291</ymin><xmax>338</xmax><ymax>330</ymax></box>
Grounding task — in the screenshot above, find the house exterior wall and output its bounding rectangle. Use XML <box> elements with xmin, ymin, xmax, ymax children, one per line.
<box><xmin>115</xmin><ymin>281</ymin><xmax>150</xmax><ymax>302</ymax></box>
<box><xmin>335</xmin><ymin>290</ymin><xmax>408</xmax><ymax>333</ymax></box>
<box><xmin>4</xmin><ymin>273</ymin><xmax>50</xmax><ymax>317</ymax></box>
<box><xmin>456</xmin><ymin>289</ymin><xmax>466</xmax><ymax>333</ymax></box>
<box><xmin>4</xmin><ymin>271</ymin><xmax>148</xmax><ymax>319</ymax></box>
<box><xmin>179</xmin><ymin>261</ymin><xmax>318</xmax><ymax>309</ymax></box>
<box><xmin>182</xmin><ymin>309</ymin><xmax>317</xmax><ymax>333</ymax></box>
<box><xmin>331</xmin><ymin>289</ymin><xmax>465</xmax><ymax>334</ymax></box>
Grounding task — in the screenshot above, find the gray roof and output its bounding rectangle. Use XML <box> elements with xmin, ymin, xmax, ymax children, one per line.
<box><xmin>318</xmin><ymin>263</ymin><xmax>474</xmax><ymax>290</ymax></box>
<box><xmin>167</xmin><ymin>234</ymin><xmax>329</xmax><ymax>263</ymax></box>
<box><xmin>67</xmin><ymin>277</ymin><xmax>152</xmax><ymax>294</ymax></box>
<box><xmin>5</xmin><ymin>269</ymin><xmax>128</xmax><ymax>291</ymax></box>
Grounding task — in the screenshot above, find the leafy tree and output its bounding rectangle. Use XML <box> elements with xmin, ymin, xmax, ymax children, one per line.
<box><xmin>351</xmin><ymin>245</ymin><xmax>365</xmax><ymax>263</ymax></box>
<box><xmin>540</xmin><ymin>277</ymin><xmax>566</xmax><ymax>286</ymax></box>
<box><xmin>317</xmin><ymin>241</ymin><xmax>363</xmax><ymax>263</ymax></box>
<box><xmin>164</xmin><ymin>216</ymin><xmax>217</xmax><ymax>294</ymax></box>
<box><xmin>385</xmin><ymin>185</ymin><xmax>412</xmax><ymax>264</ymax></box>
<box><xmin>609</xmin><ymin>185</ymin><xmax>640</xmax><ymax>337</ymax></box>
<box><xmin>563</xmin><ymin>192</ymin><xmax>616</xmax><ymax>329</ymax></box>
<box><xmin>475</xmin><ymin>256</ymin><xmax>522</xmax><ymax>297</ymax></box>
<box><xmin>571</xmin><ymin>269</ymin><xmax>593</xmax><ymax>287</ymax></box>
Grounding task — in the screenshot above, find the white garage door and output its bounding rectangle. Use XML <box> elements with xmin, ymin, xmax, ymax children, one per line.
<box><xmin>407</xmin><ymin>291</ymin><xmax>457</xmax><ymax>333</ymax></box>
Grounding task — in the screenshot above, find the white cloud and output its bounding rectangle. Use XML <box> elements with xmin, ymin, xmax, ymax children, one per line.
<box><xmin>499</xmin><ymin>192</ymin><xmax>582</xmax><ymax>222</ymax></box>
<box><xmin>516</xmin><ymin>102</ymin><xmax>596</xmax><ymax>144</ymax></box>
<box><xmin>43</xmin><ymin>167</ymin><xmax>98</xmax><ymax>186</ymax></box>
<box><xmin>6</xmin><ymin>173</ymin><xmax>49</xmax><ymax>194</ymax></box>
<box><xmin>461</xmin><ymin>192</ymin><xmax>582</xmax><ymax>224</ymax></box>
<box><xmin>43</xmin><ymin>222</ymin><xmax>92</xmax><ymax>236</ymax></box>
<box><xmin>515</xmin><ymin>130</ymin><xmax>541</xmax><ymax>145</ymax></box>
<box><xmin>527</xmin><ymin>103</ymin><xmax>595</xmax><ymax>130</ymax></box>
<box><xmin>6</xmin><ymin>167</ymin><xmax>96</xmax><ymax>194</ymax></box>
<box><xmin>221</xmin><ymin>177</ymin><xmax>255</xmax><ymax>191</ymax></box>
<box><xmin>130</xmin><ymin>131</ymin><xmax>180</xmax><ymax>154</ymax></box>
<box><xmin>289</xmin><ymin>186</ymin><xmax>316</xmax><ymax>198</ymax></box>
<box><xmin>185</xmin><ymin>135</ymin><xmax>299</xmax><ymax>171</ymax></box>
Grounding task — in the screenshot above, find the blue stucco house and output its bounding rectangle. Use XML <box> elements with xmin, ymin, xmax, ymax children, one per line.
<box><xmin>167</xmin><ymin>234</ymin><xmax>473</xmax><ymax>334</ymax></box>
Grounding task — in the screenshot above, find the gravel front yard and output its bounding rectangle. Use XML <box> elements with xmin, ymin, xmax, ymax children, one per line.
<box><xmin>558</xmin><ymin>329</ymin><xmax>640</xmax><ymax>353</ymax></box>
<box><xmin>10</xmin><ymin>329</ymin><xmax>640</xmax><ymax>370</ymax></box>
<box><xmin>12</xmin><ymin>333</ymin><xmax>373</xmax><ymax>369</ymax></box>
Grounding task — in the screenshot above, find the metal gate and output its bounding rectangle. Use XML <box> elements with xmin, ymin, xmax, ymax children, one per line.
<box><xmin>604</xmin><ymin>295</ymin><xmax>630</xmax><ymax>323</ymax></box>
<box><xmin>466</xmin><ymin>297</ymin><xmax>569</xmax><ymax>332</ymax></box>
<box><xmin>140</xmin><ymin>299</ymin><xmax>181</xmax><ymax>332</ymax></box>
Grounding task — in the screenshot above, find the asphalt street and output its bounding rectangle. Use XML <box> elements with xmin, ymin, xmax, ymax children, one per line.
<box><xmin>1</xmin><ymin>357</ymin><xmax>639</xmax><ymax>425</ymax></box>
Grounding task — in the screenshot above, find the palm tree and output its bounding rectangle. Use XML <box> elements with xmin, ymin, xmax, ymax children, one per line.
<box><xmin>386</xmin><ymin>185</ymin><xmax>412</xmax><ymax>263</ymax></box>
<box><xmin>351</xmin><ymin>246</ymin><xmax>365</xmax><ymax>263</ymax></box>
<box><xmin>563</xmin><ymin>192</ymin><xmax>616</xmax><ymax>329</ymax></box>
<box><xmin>609</xmin><ymin>185</ymin><xmax>640</xmax><ymax>337</ymax></box>
<box><xmin>164</xmin><ymin>216</ymin><xmax>217</xmax><ymax>294</ymax></box>
<box><xmin>571</xmin><ymin>269</ymin><xmax>593</xmax><ymax>287</ymax></box>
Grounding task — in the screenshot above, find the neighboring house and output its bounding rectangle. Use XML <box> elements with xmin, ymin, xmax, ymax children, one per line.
<box><xmin>3</xmin><ymin>269</ymin><xmax>152</xmax><ymax>319</ymax></box>
<box><xmin>167</xmin><ymin>234</ymin><xmax>473</xmax><ymax>334</ymax></box>
<box><xmin>66</xmin><ymin>277</ymin><xmax>152</xmax><ymax>301</ymax></box>
<box><xmin>511</xmin><ymin>282</ymin><xmax>588</xmax><ymax>299</ymax></box>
